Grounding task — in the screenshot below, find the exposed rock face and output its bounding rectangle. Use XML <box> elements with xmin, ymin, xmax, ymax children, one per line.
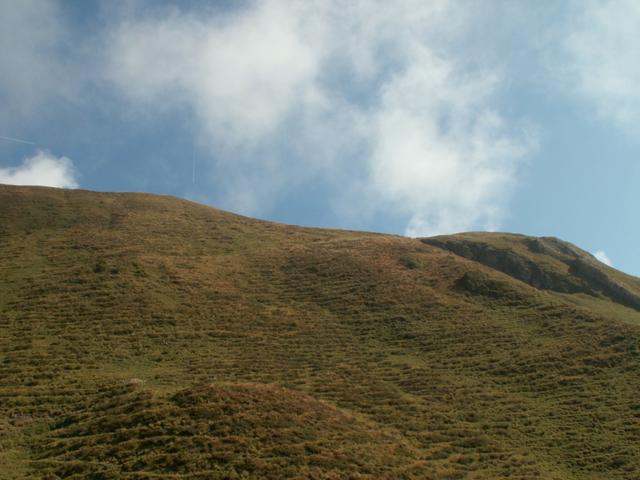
<box><xmin>423</xmin><ymin>237</ymin><xmax>584</xmax><ymax>293</ymax></box>
<box><xmin>569</xmin><ymin>258</ymin><xmax>640</xmax><ymax>311</ymax></box>
<box><xmin>422</xmin><ymin>235</ymin><xmax>640</xmax><ymax>311</ymax></box>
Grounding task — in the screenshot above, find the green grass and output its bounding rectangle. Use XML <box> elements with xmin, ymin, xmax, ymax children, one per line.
<box><xmin>1</xmin><ymin>185</ymin><xmax>640</xmax><ymax>479</ymax></box>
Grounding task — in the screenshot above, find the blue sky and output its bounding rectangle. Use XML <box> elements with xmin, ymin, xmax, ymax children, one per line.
<box><xmin>0</xmin><ymin>1</ymin><xmax>638</xmax><ymax>275</ymax></box>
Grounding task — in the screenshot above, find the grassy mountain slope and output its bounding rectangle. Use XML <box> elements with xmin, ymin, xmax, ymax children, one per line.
<box><xmin>1</xmin><ymin>185</ymin><xmax>640</xmax><ymax>479</ymax></box>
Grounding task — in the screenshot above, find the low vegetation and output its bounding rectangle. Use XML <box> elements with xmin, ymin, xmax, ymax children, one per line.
<box><xmin>1</xmin><ymin>185</ymin><xmax>640</xmax><ymax>479</ymax></box>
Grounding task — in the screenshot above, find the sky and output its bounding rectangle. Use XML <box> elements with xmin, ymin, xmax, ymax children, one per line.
<box><xmin>0</xmin><ymin>0</ymin><xmax>638</xmax><ymax>275</ymax></box>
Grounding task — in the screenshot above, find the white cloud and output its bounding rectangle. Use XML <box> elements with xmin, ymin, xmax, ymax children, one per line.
<box><xmin>0</xmin><ymin>1</ymin><xmax>71</xmax><ymax>121</ymax></box>
<box><xmin>105</xmin><ymin>1</ymin><xmax>325</xmax><ymax>147</ymax></box>
<box><xmin>0</xmin><ymin>151</ymin><xmax>78</xmax><ymax>188</ymax></box>
<box><xmin>369</xmin><ymin>44</ymin><xmax>530</xmax><ymax>237</ymax></box>
<box><xmin>104</xmin><ymin>1</ymin><xmax>533</xmax><ymax>234</ymax></box>
<box><xmin>593</xmin><ymin>250</ymin><xmax>613</xmax><ymax>267</ymax></box>
<box><xmin>562</xmin><ymin>0</ymin><xmax>640</xmax><ymax>133</ymax></box>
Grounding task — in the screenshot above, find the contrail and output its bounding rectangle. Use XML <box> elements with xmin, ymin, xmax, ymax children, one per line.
<box><xmin>0</xmin><ymin>135</ymin><xmax>36</xmax><ymax>146</ymax></box>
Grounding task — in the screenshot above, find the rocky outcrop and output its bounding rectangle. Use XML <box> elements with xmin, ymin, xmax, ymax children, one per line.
<box><xmin>423</xmin><ymin>237</ymin><xmax>584</xmax><ymax>293</ymax></box>
<box><xmin>422</xmin><ymin>235</ymin><xmax>640</xmax><ymax>311</ymax></box>
<box><xmin>569</xmin><ymin>258</ymin><xmax>640</xmax><ymax>311</ymax></box>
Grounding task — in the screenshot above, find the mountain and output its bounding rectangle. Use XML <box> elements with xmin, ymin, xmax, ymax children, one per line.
<box><xmin>1</xmin><ymin>184</ymin><xmax>639</xmax><ymax>479</ymax></box>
